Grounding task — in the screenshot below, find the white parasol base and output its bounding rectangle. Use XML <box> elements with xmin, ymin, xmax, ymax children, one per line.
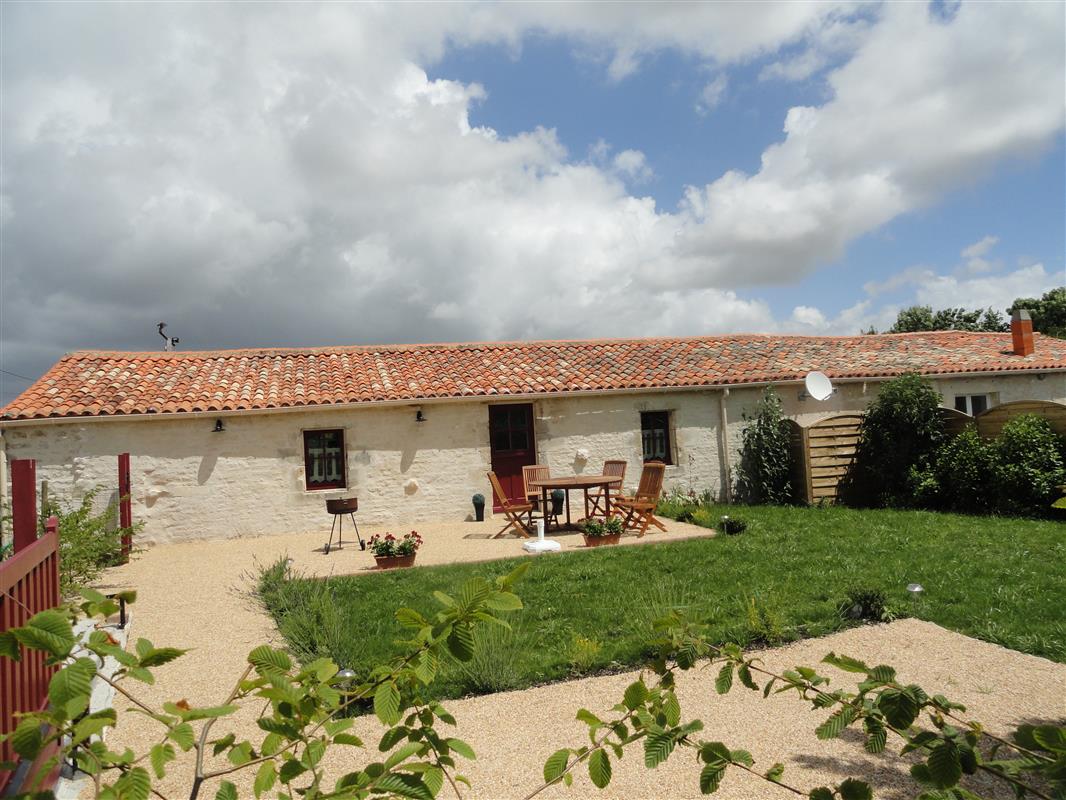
<box><xmin>522</xmin><ymin>539</ymin><xmax>561</xmax><ymax>553</ymax></box>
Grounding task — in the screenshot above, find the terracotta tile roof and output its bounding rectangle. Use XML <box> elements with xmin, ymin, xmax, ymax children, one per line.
<box><xmin>2</xmin><ymin>332</ymin><xmax>1064</xmax><ymax>421</ymax></box>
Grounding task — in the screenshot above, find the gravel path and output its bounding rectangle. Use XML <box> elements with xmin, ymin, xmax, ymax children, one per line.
<box><xmin>92</xmin><ymin>519</ymin><xmax>1065</xmax><ymax>800</ymax></box>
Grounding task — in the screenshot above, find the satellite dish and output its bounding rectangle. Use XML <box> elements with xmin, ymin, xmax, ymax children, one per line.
<box><xmin>804</xmin><ymin>371</ymin><xmax>834</xmax><ymax>401</ymax></box>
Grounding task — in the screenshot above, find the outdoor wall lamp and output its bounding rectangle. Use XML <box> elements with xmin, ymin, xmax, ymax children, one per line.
<box><xmin>415</xmin><ymin>408</ymin><xmax>426</xmax><ymax>423</ymax></box>
<box><xmin>213</xmin><ymin>419</ymin><xmax>225</xmax><ymax>433</ymax></box>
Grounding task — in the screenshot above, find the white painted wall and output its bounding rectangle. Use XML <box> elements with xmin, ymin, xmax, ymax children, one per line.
<box><xmin>2</xmin><ymin>372</ymin><xmax>1063</xmax><ymax>544</ymax></box>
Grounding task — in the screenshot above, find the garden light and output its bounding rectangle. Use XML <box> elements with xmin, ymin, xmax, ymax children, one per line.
<box><xmin>907</xmin><ymin>583</ymin><xmax>924</xmax><ymax>600</ymax></box>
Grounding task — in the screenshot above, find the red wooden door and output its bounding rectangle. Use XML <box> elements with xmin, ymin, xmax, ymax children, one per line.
<box><xmin>489</xmin><ymin>404</ymin><xmax>537</xmax><ymax>510</ymax></box>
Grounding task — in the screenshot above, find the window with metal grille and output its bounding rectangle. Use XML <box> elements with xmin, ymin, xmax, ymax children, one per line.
<box><xmin>640</xmin><ymin>411</ymin><xmax>673</xmax><ymax>464</ymax></box>
<box><xmin>304</xmin><ymin>429</ymin><xmax>346</xmax><ymax>490</ymax></box>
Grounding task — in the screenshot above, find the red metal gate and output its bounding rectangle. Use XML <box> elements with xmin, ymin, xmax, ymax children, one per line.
<box><xmin>0</xmin><ymin>519</ymin><xmax>60</xmax><ymax>794</ymax></box>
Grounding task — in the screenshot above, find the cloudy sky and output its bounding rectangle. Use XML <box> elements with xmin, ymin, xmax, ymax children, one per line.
<box><xmin>1</xmin><ymin>1</ymin><xmax>1064</xmax><ymax>404</ymax></box>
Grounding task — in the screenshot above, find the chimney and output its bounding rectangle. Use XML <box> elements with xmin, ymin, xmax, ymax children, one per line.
<box><xmin>1011</xmin><ymin>309</ymin><xmax>1035</xmax><ymax>356</ymax></box>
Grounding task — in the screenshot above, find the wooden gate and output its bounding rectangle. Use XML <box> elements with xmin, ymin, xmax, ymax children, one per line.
<box><xmin>792</xmin><ymin>413</ymin><xmax>864</xmax><ymax>505</ymax></box>
<box><xmin>1</xmin><ymin>520</ymin><xmax>61</xmax><ymax>794</ymax></box>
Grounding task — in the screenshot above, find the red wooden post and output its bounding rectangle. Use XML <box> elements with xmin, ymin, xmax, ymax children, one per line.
<box><xmin>10</xmin><ymin>459</ymin><xmax>36</xmax><ymax>553</ymax></box>
<box><xmin>118</xmin><ymin>453</ymin><xmax>132</xmax><ymax>561</ymax></box>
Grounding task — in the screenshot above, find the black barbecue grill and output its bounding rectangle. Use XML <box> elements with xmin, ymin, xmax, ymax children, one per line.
<box><xmin>325</xmin><ymin>497</ymin><xmax>365</xmax><ymax>553</ymax></box>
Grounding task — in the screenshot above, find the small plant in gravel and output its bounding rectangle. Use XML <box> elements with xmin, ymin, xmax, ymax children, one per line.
<box><xmin>582</xmin><ymin>517</ymin><xmax>623</xmax><ymax>537</ymax></box>
<box><xmin>367</xmin><ymin>530</ymin><xmax>423</xmax><ymax>558</ymax></box>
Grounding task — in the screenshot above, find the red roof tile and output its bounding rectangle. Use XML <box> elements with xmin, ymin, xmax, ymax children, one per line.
<box><xmin>2</xmin><ymin>332</ymin><xmax>1064</xmax><ymax>421</ymax></box>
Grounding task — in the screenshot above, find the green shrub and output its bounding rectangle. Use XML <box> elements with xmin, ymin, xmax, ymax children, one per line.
<box><xmin>929</xmin><ymin>425</ymin><xmax>998</xmax><ymax>513</ymax></box>
<box><xmin>40</xmin><ymin>487</ymin><xmax>138</xmax><ymax>597</ymax></box>
<box><xmin>994</xmin><ymin>414</ymin><xmax>1066</xmax><ymax>517</ymax></box>
<box><xmin>838</xmin><ymin>587</ymin><xmax>895</xmax><ymax>622</ymax></box>
<box><xmin>843</xmin><ymin>373</ymin><xmax>945</xmax><ymax>507</ymax></box>
<box><xmin>734</xmin><ymin>386</ymin><xmax>794</xmax><ymax>505</ymax></box>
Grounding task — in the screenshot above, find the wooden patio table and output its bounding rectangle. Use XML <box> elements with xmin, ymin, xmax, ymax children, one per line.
<box><xmin>528</xmin><ymin>474</ymin><xmax>623</xmax><ymax>530</ymax></box>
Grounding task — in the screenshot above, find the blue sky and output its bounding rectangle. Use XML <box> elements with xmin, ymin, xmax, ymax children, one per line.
<box><xmin>1</xmin><ymin>2</ymin><xmax>1064</xmax><ymax>404</ymax></box>
<box><xmin>436</xmin><ymin>31</ymin><xmax>1065</xmax><ymax>327</ymax></box>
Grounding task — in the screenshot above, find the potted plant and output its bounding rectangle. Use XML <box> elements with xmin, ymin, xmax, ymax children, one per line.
<box><xmin>582</xmin><ymin>516</ymin><xmax>623</xmax><ymax>547</ymax></box>
<box><xmin>368</xmin><ymin>530</ymin><xmax>423</xmax><ymax>569</ymax></box>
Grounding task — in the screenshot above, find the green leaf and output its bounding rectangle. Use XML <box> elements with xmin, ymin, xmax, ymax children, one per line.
<box><xmin>623</xmin><ymin>680</ymin><xmax>648</xmax><ymax>710</ymax></box>
<box><xmin>11</xmin><ymin>718</ymin><xmax>43</xmax><ymax>759</ymax></box>
<box><xmin>588</xmin><ymin>749</ymin><xmax>612</xmax><ymax>789</ymax></box>
<box><xmin>543</xmin><ymin>748</ymin><xmax>570</xmax><ymax>784</ymax></box>
<box><xmin>384</xmin><ymin>741</ymin><xmax>425</xmax><ymax>770</ymax></box>
<box><xmin>139</xmin><ymin>647</ymin><xmax>188</xmax><ymax>668</ymax></box>
<box><xmin>72</xmin><ymin>710</ymin><xmax>117</xmax><ymax>745</ymax></box>
<box><xmin>821</xmin><ymin>653</ymin><xmax>869</xmax><ymax>674</ymax></box>
<box><xmin>663</xmin><ymin>690</ymin><xmax>681</xmax><ymax>727</ymax></box>
<box><xmin>374</xmin><ymin>681</ymin><xmax>402</xmax><ymax>726</ymax></box>
<box><xmin>644</xmin><ymin>731</ymin><xmax>675</xmax><ymax>769</ymax></box>
<box><xmin>446</xmin><ymin>738</ymin><xmax>475</xmax><ymax>761</ymax></box>
<box><xmin>278</xmin><ymin>758</ymin><xmax>307</xmax><ymax>783</ymax></box>
<box><xmin>211</xmin><ymin>733</ymin><xmax>236</xmax><ymax>756</ymax></box>
<box><xmin>838</xmin><ymin>778</ymin><xmax>872</xmax><ymax>800</ymax></box>
<box><xmin>868</xmin><ymin>664</ymin><xmax>896</xmax><ymax>683</ymax></box>
<box><xmin>432</xmin><ymin>591</ymin><xmax>455</xmax><ymax>608</ymax></box>
<box><xmin>12</xmin><ymin>610</ymin><xmax>76</xmax><ymax>658</ymax></box>
<box><xmin>248</xmin><ymin>646</ymin><xmax>292</xmax><ymax>674</ymax></box>
<box><xmin>715</xmin><ymin>664</ymin><xmax>733</xmax><ymax>695</ymax></box>
<box><xmin>395</xmin><ymin>608</ymin><xmax>428</xmax><ymax>629</ymax></box>
<box><xmin>446</xmin><ymin>624</ymin><xmax>475</xmax><ymax>662</ymax></box>
<box><xmin>484</xmin><ymin>591</ymin><xmax>522</xmax><ymax>612</ymax></box>
<box><xmin>114</xmin><ymin>766</ymin><xmax>151</xmax><ymax>800</ymax></box>
<box><xmin>373</xmin><ymin>773</ymin><xmax>433</xmax><ymax>800</ymax></box>
<box><xmin>149</xmin><ymin>743</ymin><xmax>175</xmax><ymax>778</ymax></box>
<box><xmin>575</xmin><ymin>709</ymin><xmax>602</xmax><ymax>729</ymax></box>
<box><xmin>214</xmin><ymin>781</ymin><xmax>237</xmax><ymax>800</ymax></box>
<box><xmin>414</xmin><ymin>651</ymin><xmax>438</xmax><ymax>685</ymax></box>
<box><xmin>253</xmin><ymin>762</ymin><xmax>276</xmax><ymax>799</ymax></box>
<box><xmin>49</xmin><ymin>657</ymin><xmax>96</xmax><ymax>719</ymax></box>
<box><xmin>699</xmin><ymin>764</ymin><xmax>725</xmax><ymax>794</ymax></box>
<box><xmin>927</xmin><ymin>741</ymin><xmax>962</xmax><ymax>788</ymax></box>
<box><xmin>809</xmin><ymin>788</ymin><xmax>834</xmax><ymax>800</ymax></box>
<box><xmin>1032</xmin><ymin>725</ymin><xmax>1066</xmax><ymax>753</ymax></box>
<box><xmin>816</xmin><ymin>705</ymin><xmax>858</xmax><ymax>740</ymax></box>
<box><xmin>168</xmin><ymin>723</ymin><xmax>195</xmax><ymax>750</ymax></box>
<box><xmin>765</xmin><ymin>763</ymin><xmax>785</xmax><ymax>782</ymax></box>
<box><xmin>0</xmin><ymin>631</ymin><xmax>20</xmax><ymax>660</ymax></box>
<box><xmin>878</xmin><ymin>688</ymin><xmax>919</xmax><ymax>729</ymax></box>
<box><xmin>737</xmin><ymin>664</ymin><xmax>758</xmax><ymax>690</ymax></box>
<box><xmin>863</xmin><ymin>717</ymin><xmax>887</xmax><ymax>754</ymax></box>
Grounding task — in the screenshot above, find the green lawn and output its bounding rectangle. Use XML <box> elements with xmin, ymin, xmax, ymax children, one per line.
<box><xmin>258</xmin><ymin>504</ymin><xmax>1065</xmax><ymax>702</ymax></box>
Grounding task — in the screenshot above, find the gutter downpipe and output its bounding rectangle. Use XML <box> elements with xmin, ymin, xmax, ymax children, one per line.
<box><xmin>0</xmin><ymin>430</ymin><xmax>7</xmax><ymax>547</ymax></box>
<box><xmin>718</xmin><ymin>388</ymin><xmax>732</xmax><ymax>504</ymax></box>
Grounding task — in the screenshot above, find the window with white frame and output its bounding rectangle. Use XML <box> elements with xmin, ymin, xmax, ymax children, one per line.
<box><xmin>954</xmin><ymin>394</ymin><xmax>991</xmax><ymax>416</ymax></box>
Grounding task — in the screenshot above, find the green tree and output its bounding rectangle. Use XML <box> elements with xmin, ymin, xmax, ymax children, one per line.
<box><xmin>889</xmin><ymin>305</ymin><xmax>1008</xmax><ymax>333</ymax></box>
<box><xmin>734</xmin><ymin>387</ymin><xmax>794</xmax><ymax>505</ymax></box>
<box><xmin>1007</xmin><ymin>286</ymin><xmax>1066</xmax><ymax>338</ymax></box>
<box><xmin>842</xmin><ymin>373</ymin><xmax>945</xmax><ymax>508</ymax></box>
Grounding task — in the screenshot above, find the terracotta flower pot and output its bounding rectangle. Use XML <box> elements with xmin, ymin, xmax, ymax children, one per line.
<box><xmin>374</xmin><ymin>554</ymin><xmax>417</xmax><ymax>569</ymax></box>
<box><xmin>583</xmin><ymin>533</ymin><xmax>622</xmax><ymax>548</ymax></box>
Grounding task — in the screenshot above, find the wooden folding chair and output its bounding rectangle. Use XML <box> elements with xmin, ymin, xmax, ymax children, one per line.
<box><xmin>522</xmin><ymin>465</ymin><xmax>558</xmax><ymax>529</ymax></box>
<box><xmin>588</xmin><ymin>459</ymin><xmax>627</xmax><ymax>518</ymax></box>
<box><xmin>487</xmin><ymin>471</ymin><xmax>534</xmax><ymax>538</ymax></box>
<box><xmin>614</xmin><ymin>461</ymin><xmax>667</xmax><ymax>537</ymax></box>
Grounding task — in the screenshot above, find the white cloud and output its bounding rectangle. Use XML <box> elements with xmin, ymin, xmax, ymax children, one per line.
<box><xmin>962</xmin><ymin>235</ymin><xmax>999</xmax><ymax>260</ymax></box>
<box><xmin>695</xmin><ymin>74</ymin><xmax>728</xmax><ymax>116</ymax></box>
<box><xmin>0</xmin><ymin>2</ymin><xmax>1063</xmax><ymax>401</ymax></box>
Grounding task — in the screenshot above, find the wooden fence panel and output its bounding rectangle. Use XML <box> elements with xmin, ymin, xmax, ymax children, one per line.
<box><xmin>974</xmin><ymin>400</ymin><xmax>1066</xmax><ymax>439</ymax></box>
<box><xmin>804</xmin><ymin>413</ymin><xmax>864</xmax><ymax>504</ymax></box>
<box><xmin>0</xmin><ymin>523</ymin><xmax>60</xmax><ymax>794</ymax></box>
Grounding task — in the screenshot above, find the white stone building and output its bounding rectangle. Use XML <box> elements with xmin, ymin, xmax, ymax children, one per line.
<box><xmin>2</xmin><ymin>321</ymin><xmax>1064</xmax><ymax>544</ymax></box>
